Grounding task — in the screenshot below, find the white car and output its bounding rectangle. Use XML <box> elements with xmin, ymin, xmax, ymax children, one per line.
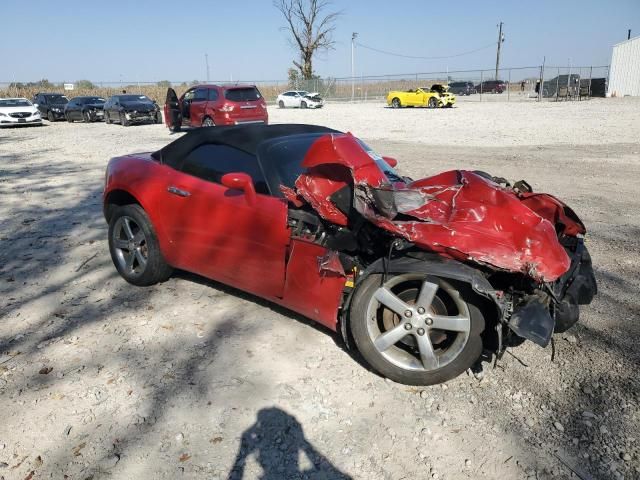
<box><xmin>0</xmin><ymin>98</ymin><xmax>42</xmax><ymax>127</ymax></box>
<box><xmin>276</xmin><ymin>90</ymin><xmax>324</xmax><ymax>109</ymax></box>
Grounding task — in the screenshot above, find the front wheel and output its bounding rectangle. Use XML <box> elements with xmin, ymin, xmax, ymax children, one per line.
<box><xmin>300</xmin><ymin>101</ymin><xmax>307</xmax><ymax>109</ymax></box>
<box><xmin>108</xmin><ymin>204</ymin><xmax>173</xmax><ymax>286</ymax></box>
<box><xmin>278</xmin><ymin>100</ymin><xmax>285</xmax><ymax>108</ymax></box>
<box><xmin>350</xmin><ymin>273</ymin><xmax>485</xmax><ymax>385</ymax></box>
<box><xmin>47</xmin><ymin>111</ymin><xmax>54</xmax><ymax>122</ymax></box>
<box><xmin>66</xmin><ymin>113</ymin><xmax>73</xmax><ymax>123</ymax></box>
<box><xmin>155</xmin><ymin>112</ymin><xmax>163</xmax><ymax>124</ymax></box>
<box><xmin>202</xmin><ymin>116</ymin><xmax>215</xmax><ymax>127</ymax></box>
<box><xmin>391</xmin><ymin>97</ymin><xmax>401</xmax><ymax>108</ymax></box>
<box><xmin>427</xmin><ymin>97</ymin><xmax>438</xmax><ymax>109</ymax></box>
<box><xmin>83</xmin><ymin>111</ymin><xmax>92</xmax><ymax>123</ymax></box>
<box><xmin>120</xmin><ymin>112</ymin><xmax>130</xmax><ymax>127</ymax></box>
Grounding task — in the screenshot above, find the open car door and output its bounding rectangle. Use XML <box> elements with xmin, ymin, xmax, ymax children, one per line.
<box><xmin>164</xmin><ymin>88</ymin><xmax>182</xmax><ymax>130</ymax></box>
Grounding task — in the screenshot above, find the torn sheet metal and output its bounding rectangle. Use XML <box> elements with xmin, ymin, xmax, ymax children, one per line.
<box><xmin>290</xmin><ymin>133</ymin><xmax>584</xmax><ymax>283</ymax></box>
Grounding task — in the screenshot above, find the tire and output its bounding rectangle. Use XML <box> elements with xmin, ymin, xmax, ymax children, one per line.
<box><xmin>278</xmin><ymin>100</ymin><xmax>285</xmax><ymax>108</ymax></box>
<box><xmin>300</xmin><ymin>101</ymin><xmax>307</xmax><ymax>109</ymax></box>
<box><xmin>169</xmin><ymin>123</ymin><xmax>181</xmax><ymax>133</ymax></box>
<box><xmin>427</xmin><ymin>97</ymin><xmax>438</xmax><ymax>109</ymax></box>
<box><xmin>108</xmin><ymin>204</ymin><xmax>173</xmax><ymax>286</ymax></box>
<box><xmin>105</xmin><ymin>112</ymin><xmax>112</xmax><ymax>124</ymax></box>
<box><xmin>66</xmin><ymin>113</ymin><xmax>73</xmax><ymax>123</ymax></box>
<box><xmin>83</xmin><ymin>111</ymin><xmax>92</xmax><ymax>123</ymax></box>
<box><xmin>120</xmin><ymin>112</ymin><xmax>130</xmax><ymax>127</ymax></box>
<box><xmin>349</xmin><ymin>273</ymin><xmax>485</xmax><ymax>385</ymax></box>
<box><xmin>391</xmin><ymin>97</ymin><xmax>401</xmax><ymax>108</ymax></box>
<box><xmin>155</xmin><ymin>112</ymin><xmax>163</xmax><ymax>124</ymax></box>
<box><xmin>47</xmin><ymin>111</ymin><xmax>54</xmax><ymax>122</ymax></box>
<box><xmin>202</xmin><ymin>116</ymin><xmax>215</xmax><ymax>127</ymax></box>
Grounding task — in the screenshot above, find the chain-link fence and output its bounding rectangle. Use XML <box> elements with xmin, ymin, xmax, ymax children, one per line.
<box><xmin>0</xmin><ymin>65</ymin><xmax>609</xmax><ymax>104</ymax></box>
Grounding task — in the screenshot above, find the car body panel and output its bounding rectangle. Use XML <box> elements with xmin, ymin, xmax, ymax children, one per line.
<box><xmin>293</xmin><ymin>133</ymin><xmax>574</xmax><ymax>282</ymax></box>
<box><xmin>386</xmin><ymin>86</ymin><xmax>456</xmax><ymax>107</ymax></box>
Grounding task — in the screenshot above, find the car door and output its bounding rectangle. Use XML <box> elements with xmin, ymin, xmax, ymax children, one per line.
<box><xmin>190</xmin><ymin>88</ymin><xmax>208</xmax><ymax>126</ymax></box>
<box><xmin>164</xmin><ymin>88</ymin><xmax>182</xmax><ymax>128</ymax></box>
<box><xmin>159</xmin><ymin>143</ymin><xmax>289</xmax><ymax>298</ymax></box>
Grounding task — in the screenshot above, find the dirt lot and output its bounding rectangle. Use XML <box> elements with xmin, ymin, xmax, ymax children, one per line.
<box><xmin>1</xmin><ymin>99</ymin><xmax>639</xmax><ymax>480</ymax></box>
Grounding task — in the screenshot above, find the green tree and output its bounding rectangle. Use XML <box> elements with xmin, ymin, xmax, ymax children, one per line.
<box><xmin>157</xmin><ymin>80</ymin><xmax>172</xmax><ymax>88</ymax></box>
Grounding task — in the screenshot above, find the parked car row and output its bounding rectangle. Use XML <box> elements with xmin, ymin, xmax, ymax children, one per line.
<box><xmin>449</xmin><ymin>80</ymin><xmax>507</xmax><ymax>95</ymax></box>
<box><xmin>29</xmin><ymin>92</ymin><xmax>162</xmax><ymax>126</ymax></box>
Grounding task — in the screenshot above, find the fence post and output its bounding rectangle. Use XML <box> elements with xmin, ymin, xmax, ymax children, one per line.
<box><xmin>479</xmin><ymin>70</ymin><xmax>483</xmax><ymax>102</ymax></box>
<box><xmin>588</xmin><ymin>66</ymin><xmax>593</xmax><ymax>97</ymax></box>
<box><xmin>555</xmin><ymin>67</ymin><xmax>560</xmax><ymax>100</ymax></box>
<box><xmin>507</xmin><ymin>69</ymin><xmax>511</xmax><ymax>102</ymax></box>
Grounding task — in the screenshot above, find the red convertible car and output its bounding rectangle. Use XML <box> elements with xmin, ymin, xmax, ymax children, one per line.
<box><xmin>103</xmin><ymin>124</ymin><xmax>596</xmax><ymax>385</ymax></box>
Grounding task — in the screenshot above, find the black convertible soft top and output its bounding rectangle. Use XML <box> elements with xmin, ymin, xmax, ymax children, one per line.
<box><xmin>152</xmin><ymin>124</ymin><xmax>339</xmax><ymax>169</ymax></box>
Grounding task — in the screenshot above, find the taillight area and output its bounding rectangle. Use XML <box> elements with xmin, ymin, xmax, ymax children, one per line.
<box><xmin>220</xmin><ymin>104</ymin><xmax>234</xmax><ymax>112</ymax></box>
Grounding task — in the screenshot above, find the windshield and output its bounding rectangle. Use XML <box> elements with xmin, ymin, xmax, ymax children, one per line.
<box><xmin>0</xmin><ymin>99</ymin><xmax>32</xmax><ymax>107</ymax></box>
<box><xmin>79</xmin><ymin>97</ymin><xmax>105</xmax><ymax>104</ymax></box>
<box><xmin>44</xmin><ymin>94</ymin><xmax>68</xmax><ymax>104</ymax></box>
<box><xmin>119</xmin><ymin>95</ymin><xmax>152</xmax><ymax>103</ymax></box>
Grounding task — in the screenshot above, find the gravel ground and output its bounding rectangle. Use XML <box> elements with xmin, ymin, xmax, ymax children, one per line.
<box><xmin>0</xmin><ymin>99</ymin><xmax>639</xmax><ymax>480</ymax></box>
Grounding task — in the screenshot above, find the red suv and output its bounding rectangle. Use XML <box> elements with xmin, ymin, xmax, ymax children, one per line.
<box><xmin>164</xmin><ymin>84</ymin><xmax>268</xmax><ymax>132</ymax></box>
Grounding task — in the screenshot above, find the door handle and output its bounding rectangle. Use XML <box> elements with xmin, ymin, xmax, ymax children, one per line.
<box><xmin>167</xmin><ymin>186</ymin><xmax>191</xmax><ymax>197</ymax></box>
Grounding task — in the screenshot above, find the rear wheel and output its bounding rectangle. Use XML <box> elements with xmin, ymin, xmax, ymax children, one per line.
<box><xmin>83</xmin><ymin>111</ymin><xmax>92</xmax><ymax>123</ymax></box>
<box><xmin>278</xmin><ymin>100</ymin><xmax>285</xmax><ymax>108</ymax></box>
<box><xmin>391</xmin><ymin>97</ymin><xmax>401</xmax><ymax>108</ymax></box>
<box><xmin>427</xmin><ymin>97</ymin><xmax>438</xmax><ymax>109</ymax></box>
<box><xmin>350</xmin><ymin>273</ymin><xmax>485</xmax><ymax>385</ymax></box>
<box><xmin>108</xmin><ymin>204</ymin><xmax>173</xmax><ymax>286</ymax></box>
<box><xmin>169</xmin><ymin>123</ymin><xmax>181</xmax><ymax>133</ymax></box>
<box><xmin>300</xmin><ymin>101</ymin><xmax>307</xmax><ymax>109</ymax></box>
<box><xmin>202</xmin><ymin>116</ymin><xmax>215</xmax><ymax>127</ymax></box>
<box><xmin>47</xmin><ymin>111</ymin><xmax>54</xmax><ymax>122</ymax></box>
<box><xmin>66</xmin><ymin>113</ymin><xmax>73</xmax><ymax>123</ymax></box>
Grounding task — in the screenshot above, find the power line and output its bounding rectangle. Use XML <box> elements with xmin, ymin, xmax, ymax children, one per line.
<box><xmin>355</xmin><ymin>41</ymin><xmax>496</xmax><ymax>60</ymax></box>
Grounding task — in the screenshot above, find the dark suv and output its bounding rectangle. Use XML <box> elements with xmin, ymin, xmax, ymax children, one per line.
<box><xmin>32</xmin><ymin>93</ymin><xmax>69</xmax><ymax>121</ymax></box>
<box><xmin>476</xmin><ymin>80</ymin><xmax>506</xmax><ymax>94</ymax></box>
<box><xmin>448</xmin><ymin>82</ymin><xmax>476</xmax><ymax>95</ymax></box>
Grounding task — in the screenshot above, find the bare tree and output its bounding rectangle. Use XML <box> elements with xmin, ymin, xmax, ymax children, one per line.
<box><xmin>274</xmin><ymin>0</ymin><xmax>341</xmax><ymax>80</ymax></box>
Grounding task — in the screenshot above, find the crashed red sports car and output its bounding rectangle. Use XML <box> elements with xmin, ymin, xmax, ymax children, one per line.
<box><xmin>103</xmin><ymin>124</ymin><xmax>596</xmax><ymax>385</ymax></box>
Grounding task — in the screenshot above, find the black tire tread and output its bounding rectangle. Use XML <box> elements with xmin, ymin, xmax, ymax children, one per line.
<box><xmin>108</xmin><ymin>204</ymin><xmax>173</xmax><ymax>286</ymax></box>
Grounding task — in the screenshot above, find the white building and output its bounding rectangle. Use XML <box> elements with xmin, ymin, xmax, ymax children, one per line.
<box><xmin>608</xmin><ymin>35</ymin><xmax>640</xmax><ymax>97</ymax></box>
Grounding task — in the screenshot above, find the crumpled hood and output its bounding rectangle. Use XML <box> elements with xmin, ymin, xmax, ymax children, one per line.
<box><xmin>285</xmin><ymin>133</ymin><xmax>585</xmax><ymax>282</ymax></box>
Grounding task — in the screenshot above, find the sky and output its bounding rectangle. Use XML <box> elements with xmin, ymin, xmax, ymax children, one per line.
<box><xmin>1</xmin><ymin>0</ymin><xmax>638</xmax><ymax>83</ymax></box>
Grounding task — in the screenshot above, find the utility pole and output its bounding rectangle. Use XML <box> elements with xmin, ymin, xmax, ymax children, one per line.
<box><xmin>351</xmin><ymin>32</ymin><xmax>358</xmax><ymax>102</ymax></box>
<box><xmin>628</xmin><ymin>29</ymin><xmax>632</xmax><ymax>40</ymax></box>
<box><xmin>205</xmin><ymin>53</ymin><xmax>210</xmax><ymax>82</ymax></box>
<box><xmin>495</xmin><ymin>22</ymin><xmax>504</xmax><ymax>80</ymax></box>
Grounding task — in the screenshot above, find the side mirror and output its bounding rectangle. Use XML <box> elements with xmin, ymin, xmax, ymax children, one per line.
<box><xmin>383</xmin><ymin>156</ymin><xmax>398</xmax><ymax>168</ymax></box>
<box><xmin>33</xmin><ymin>103</ymin><xmax>39</xmax><ymax>108</ymax></box>
<box><xmin>221</xmin><ymin>172</ymin><xmax>256</xmax><ymax>204</ymax></box>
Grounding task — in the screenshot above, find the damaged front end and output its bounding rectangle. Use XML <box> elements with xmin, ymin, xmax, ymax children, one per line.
<box><xmin>283</xmin><ymin>133</ymin><xmax>597</xmax><ymax>354</ymax></box>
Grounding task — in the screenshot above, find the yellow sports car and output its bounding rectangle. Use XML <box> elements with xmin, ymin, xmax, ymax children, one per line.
<box><xmin>386</xmin><ymin>84</ymin><xmax>456</xmax><ymax>108</ymax></box>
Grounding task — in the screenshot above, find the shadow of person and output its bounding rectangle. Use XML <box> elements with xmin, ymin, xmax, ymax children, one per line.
<box><xmin>227</xmin><ymin>407</ymin><xmax>353</xmax><ymax>480</ymax></box>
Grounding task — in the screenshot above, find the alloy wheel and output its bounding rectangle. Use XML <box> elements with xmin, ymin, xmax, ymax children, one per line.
<box><xmin>111</xmin><ymin>216</ymin><xmax>148</xmax><ymax>277</ymax></box>
<box><xmin>365</xmin><ymin>275</ymin><xmax>471</xmax><ymax>372</ymax></box>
